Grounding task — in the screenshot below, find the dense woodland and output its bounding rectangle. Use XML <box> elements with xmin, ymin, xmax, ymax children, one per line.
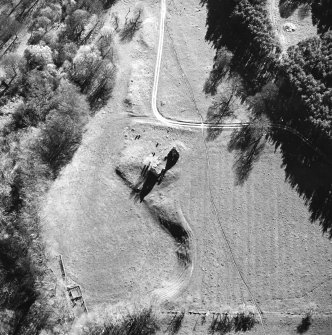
<box><xmin>202</xmin><ymin>0</ymin><xmax>332</xmax><ymax>236</ymax></box>
<box><xmin>0</xmin><ymin>0</ymin><xmax>118</xmax><ymax>333</ymax></box>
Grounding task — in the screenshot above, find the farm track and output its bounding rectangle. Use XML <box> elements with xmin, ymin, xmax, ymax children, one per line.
<box><xmin>146</xmin><ymin>0</ymin><xmax>332</xmax><ymax>166</ymax></box>
<box><xmin>164</xmin><ymin>13</ymin><xmax>259</xmax><ymax>315</ymax></box>
<box><xmin>151</xmin><ymin>206</ymin><xmax>195</xmax><ymax>303</ymax></box>
<box><xmin>145</xmin><ymin>0</ymin><xmax>332</xmax><ymax>329</ymax></box>
<box><xmin>41</xmin><ymin>0</ymin><xmax>332</xmax><ymax>322</ymax></box>
<box><xmin>268</xmin><ymin>0</ymin><xmax>286</xmax><ymax>52</ymax></box>
<box><xmin>150</xmin><ymin>0</ymin><xmax>267</xmax><ymax>328</ymax></box>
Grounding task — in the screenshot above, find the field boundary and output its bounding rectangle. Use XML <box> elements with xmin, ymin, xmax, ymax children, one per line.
<box><xmin>161</xmin><ymin>310</ymin><xmax>332</xmax><ymax>317</ymax></box>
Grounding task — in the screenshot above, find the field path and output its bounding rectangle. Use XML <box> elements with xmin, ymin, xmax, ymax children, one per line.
<box><xmin>151</xmin><ymin>207</ymin><xmax>196</xmax><ymax>303</ymax></box>
<box><xmin>267</xmin><ymin>0</ymin><xmax>286</xmax><ymax>52</ymax></box>
<box><xmin>151</xmin><ymin>0</ymin><xmax>267</xmax><ymax>325</ymax></box>
<box><xmin>147</xmin><ymin>0</ymin><xmax>332</xmax><ymax>326</ymax></box>
<box><xmin>42</xmin><ymin>0</ymin><xmax>332</xmax><ymax>320</ymax></box>
<box><xmin>147</xmin><ymin>0</ymin><xmax>331</xmax><ymax>163</ymax></box>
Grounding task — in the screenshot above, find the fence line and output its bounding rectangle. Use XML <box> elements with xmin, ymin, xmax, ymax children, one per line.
<box><xmin>58</xmin><ymin>254</ymin><xmax>88</xmax><ymax>314</ymax></box>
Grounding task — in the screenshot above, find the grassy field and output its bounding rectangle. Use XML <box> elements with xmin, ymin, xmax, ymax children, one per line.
<box><xmin>42</xmin><ymin>0</ymin><xmax>332</xmax><ymax>334</ymax></box>
<box><xmin>157</xmin><ymin>0</ymin><xmax>214</xmax><ymax>122</ymax></box>
<box><xmin>177</xmin><ymin>130</ymin><xmax>332</xmax><ymax>314</ymax></box>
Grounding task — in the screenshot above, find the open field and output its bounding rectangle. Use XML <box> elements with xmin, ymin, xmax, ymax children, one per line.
<box><xmin>157</xmin><ymin>0</ymin><xmax>213</xmax><ymax>122</ymax></box>
<box><xmin>179</xmin><ymin>131</ymin><xmax>332</xmax><ymax>314</ymax></box>
<box><xmin>42</xmin><ymin>0</ymin><xmax>332</xmax><ymax>334</ymax></box>
<box><xmin>158</xmin><ymin>0</ymin><xmax>247</xmax><ymax>123</ymax></box>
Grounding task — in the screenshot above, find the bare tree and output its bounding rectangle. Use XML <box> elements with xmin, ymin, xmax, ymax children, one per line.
<box><xmin>228</xmin><ymin>115</ymin><xmax>270</xmax><ymax>185</ymax></box>
<box><xmin>205</xmin><ymin>78</ymin><xmax>242</xmax><ymax>141</ymax></box>
<box><xmin>111</xmin><ymin>12</ymin><xmax>120</xmax><ymax>32</ymax></box>
<box><xmin>120</xmin><ymin>8</ymin><xmax>143</xmax><ymax>42</ymax></box>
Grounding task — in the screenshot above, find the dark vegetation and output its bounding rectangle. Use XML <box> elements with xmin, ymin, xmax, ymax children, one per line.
<box><xmin>297</xmin><ymin>313</ymin><xmax>312</xmax><ymax>333</ymax></box>
<box><xmin>201</xmin><ymin>0</ymin><xmax>281</xmax><ymax>95</ymax></box>
<box><xmin>120</xmin><ymin>8</ymin><xmax>143</xmax><ymax>42</ymax></box>
<box><xmin>159</xmin><ymin>216</ymin><xmax>191</xmax><ymax>267</ymax></box>
<box><xmin>138</xmin><ymin>169</ymin><xmax>160</xmax><ymax>202</ymax></box>
<box><xmin>203</xmin><ymin>48</ymin><xmax>233</xmax><ymax>96</ymax></box>
<box><xmin>116</xmin><ymin>153</ymin><xmax>191</xmax><ymax>268</ymax></box>
<box><xmin>233</xmin><ymin>312</ymin><xmax>258</xmax><ymax>331</ymax></box>
<box><xmin>158</xmin><ymin>147</ymin><xmax>180</xmax><ymax>184</ymax></box>
<box><xmin>201</xmin><ymin>0</ymin><xmax>332</xmax><ymax>236</ymax></box>
<box><xmin>227</xmin><ymin>116</ymin><xmax>269</xmax><ymax>185</ymax></box>
<box><xmin>279</xmin><ymin>0</ymin><xmax>331</xmax><ymax>34</ymax></box>
<box><xmin>0</xmin><ymin>0</ymin><xmax>118</xmax><ymax>333</ymax></box>
<box><xmin>205</xmin><ymin>78</ymin><xmax>240</xmax><ymax>141</ymax></box>
<box><xmin>80</xmin><ymin>308</ymin><xmax>160</xmax><ymax>335</ymax></box>
<box><xmin>117</xmin><ymin>147</ymin><xmax>190</xmax><ymax>266</ymax></box>
<box><xmin>209</xmin><ymin>312</ymin><xmax>257</xmax><ymax>334</ymax></box>
<box><xmin>279</xmin><ymin>0</ymin><xmax>311</xmax><ymax>18</ymax></box>
<box><xmin>166</xmin><ymin>310</ymin><xmax>185</xmax><ymax>334</ymax></box>
<box><xmin>126</xmin><ymin>147</ymin><xmax>180</xmax><ymax>202</ymax></box>
<box><xmin>209</xmin><ymin>313</ymin><xmax>232</xmax><ymax>334</ymax></box>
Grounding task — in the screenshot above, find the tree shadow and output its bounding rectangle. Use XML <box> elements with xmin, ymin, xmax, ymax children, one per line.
<box><xmin>279</xmin><ymin>0</ymin><xmax>300</xmax><ymax>18</ymax></box>
<box><xmin>297</xmin><ymin>314</ymin><xmax>312</xmax><ymax>333</ymax></box>
<box><xmin>208</xmin><ymin>312</ymin><xmax>257</xmax><ymax>334</ymax></box>
<box><xmin>201</xmin><ymin>0</ymin><xmax>332</xmax><ymax>237</ymax></box>
<box><xmin>120</xmin><ymin>9</ymin><xmax>143</xmax><ymax>42</ymax></box>
<box><xmin>279</xmin><ymin>1</ymin><xmax>311</xmax><ymax>19</ymax></box>
<box><xmin>228</xmin><ymin>121</ymin><xmax>332</xmax><ymax>237</ymax></box>
<box><xmin>203</xmin><ymin>48</ymin><xmax>232</xmax><ymax>96</ymax></box>
<box><xmin>116</xmin><ymin>148</ymin><xmax>180</xmax><ymax>203</ymax></box>
<box><xmin>205</xmin><ymin>106</ymin><xmax>224</xmax><ymax>142</ymax></box>
<box><xmin>131</xmin><ymin>167</ymin><xmax>159</xmax><ymax>203</ymax></box>
<box><xmin>298</xmin><ymin>4</ymin><xmax>311</xmax><ymax>20</ymax></box>
<box><xmin>115</xmin><ymin>165</ymin><xmax>158</xmax><ymax>203</ymax></box>
<box><xmin>158</xmin><ymin>147</ymin><xmax>180</xmax><ymax>184</ymax></box>
<box><xmin>233</xmin><ymin>312</ymin><xmax>257</xmax><ymax>332</ymax></box>
<box><xmin>167</xmin><ymin>310</ymin><xmax>185</xmax><ymax>334</ymax></box>
<box><xmin>200</xmin><ymin>0</ymin><xmax>280</xmax><ymax>95</ymax></box>
<box><xmin>227</xmin><ymin>118</ymin><xmax>269</xmax><ymax>185</ymax></box>
<box><xmin>158</xmin><ymin>216</ymin><xmax>191</xmax><ymax>267</ymax></box>
<box><xmin>270</xmin><ymin>127</ymin><xmax>332</xmax><ymax>237</ymax></box>
<box><xmin>209</xmin><ymin>313</ymin><xmax>232</xmax><ymax>334</ymax></box>
<box><xmin>205</xmin><ymin>81</ymin><xmax>240</xmax><ymax>142</ymax></box>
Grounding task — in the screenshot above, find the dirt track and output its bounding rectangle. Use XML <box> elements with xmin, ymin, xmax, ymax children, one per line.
<box><xmin>43</xmin><ymin>0</ymin><xmax>332</xmax><ymax>333</ymax></box>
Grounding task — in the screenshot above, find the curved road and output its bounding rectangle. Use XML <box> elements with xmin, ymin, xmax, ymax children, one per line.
<box><xmin>150</xmin><ymin>0</ymin><xmax>268</xmax><ymax>325</ymax></box>
<box><xmin>147</xmin><ymin>0</ymin><xmax>330</xmax><ymax>330</ymax></box>
<box><xmin>149</xmin><ymin>0</ymin><xmax>331</xmax><ymax>166</ymax></box>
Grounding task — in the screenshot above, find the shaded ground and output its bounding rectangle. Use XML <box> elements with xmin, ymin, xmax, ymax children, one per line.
<box><xmin>269</xmin><ymin>0</ymin><xmax>317</xmax><ymax>51</ymax></box>
<box><xmin>158</xmin><ymin>312</ymin><xmax>332</xmax><ymax>335</ymax></box>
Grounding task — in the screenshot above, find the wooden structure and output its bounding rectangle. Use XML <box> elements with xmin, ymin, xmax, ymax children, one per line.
<box><xmin>58</xmin><ymin>255</ymin><xmax>88</xmax><ymax>313</ymax></box>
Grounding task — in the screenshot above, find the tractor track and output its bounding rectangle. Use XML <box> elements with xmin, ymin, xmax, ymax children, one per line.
<box><xmin>143</xmin><ymin>0</ymin><xmax>332</xmax><ymax>331</ymax></box>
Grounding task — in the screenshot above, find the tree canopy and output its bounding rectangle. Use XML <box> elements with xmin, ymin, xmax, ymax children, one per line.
<box><xmin>280</xmin><ymin>31</ymin><xmax>332</xmax><ymax>137</ymax></box>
